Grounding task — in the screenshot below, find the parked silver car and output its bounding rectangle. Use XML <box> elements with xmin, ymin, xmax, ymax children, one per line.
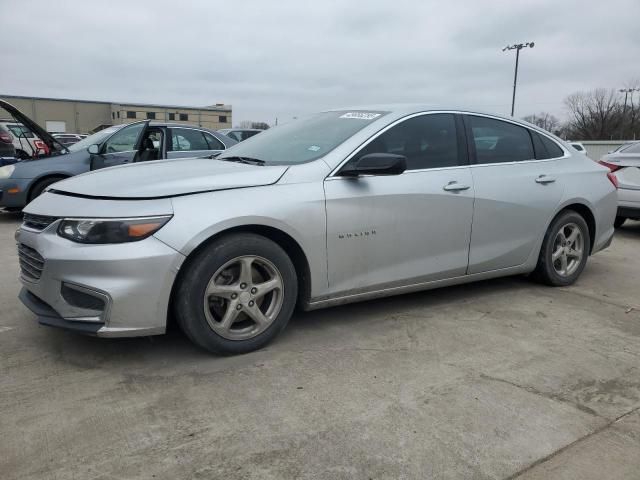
<box><xmin>599</xmin><ymin>141</ymin><xmax>640</xmax><ymax>227</ymax></box>
<box><xmin>17</xmin><ymin>106</ymin><xmax>617</xmax><ymax>354</ymax></box>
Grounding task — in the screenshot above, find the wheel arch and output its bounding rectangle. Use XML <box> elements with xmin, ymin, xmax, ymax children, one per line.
<box><xmin>550</xmin><ymin>202</ymin><xmax>597</xmax><ymax>254</ymax></box>
<box><xmin>27</xmin><ymin>173</ymin><xmax>71</xmax><ymax>201</ymax></box>
<box><xmin>168</xmin><ymin>224</ymin><xmax>313</xmax><ymax>325</ymax></box>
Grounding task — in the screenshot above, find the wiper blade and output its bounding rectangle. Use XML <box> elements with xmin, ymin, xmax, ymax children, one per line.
<box><xmin>217</xmin><ymin>156</ymin><xmax>265</xmax><ymax>166</ymax></box>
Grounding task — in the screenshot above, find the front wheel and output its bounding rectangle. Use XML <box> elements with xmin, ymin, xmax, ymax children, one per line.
<box><xmin>174</xmin><ymin>233</ymin><xmax>298</xmax><ymax>355</ymax></box>
<box><xmin>532</xmin><ymin>211</ymin><xmax>590</xmax><ymax>286</ymax></box>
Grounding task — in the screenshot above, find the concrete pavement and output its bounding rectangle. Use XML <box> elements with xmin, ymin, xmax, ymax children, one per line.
<box><xmin>1</xmin><ymin>211</ymin><xmax>639</xmax><ymax>479</ymax></box>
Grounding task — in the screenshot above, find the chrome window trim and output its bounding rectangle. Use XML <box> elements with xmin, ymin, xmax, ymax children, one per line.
<box><xmin>327</xmin><ymin>110</ymin><xmax>569</xmax><ymax>179</ymax></box>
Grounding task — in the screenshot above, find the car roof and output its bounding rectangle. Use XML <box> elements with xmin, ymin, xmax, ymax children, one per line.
<box><xmin>324</xmin><ymin>104</ymin><xmax>566</xmax><ymax>140</ymax></box>
<box><xmin>147</xmin><ymin>121</ymin><xmax>218</xmax><ymax>132</ymax></box>
<box><xmin>325</xmin><ymin>103</ymin><xmax>517</xmax><ymax>118</ymax></box>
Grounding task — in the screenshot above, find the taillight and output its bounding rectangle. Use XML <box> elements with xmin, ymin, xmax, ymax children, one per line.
<box><xmin>598</xmin><ymin>160</ymin><xmax>621</xmax><ymax>172</ymax></box>
<box><xmin>34</xmin><ymin>139</ymin><xmax>50</xmax><ymax>155</ymax></box>
<box><xmin>0</xmin><ymin>132</ymin><xmax>13</xmax><ymax>143</ymax></box>
<box><xmin>598</xmin><ymin>160</ymin><xmax>620</xmax><ymax>188</ymax></box>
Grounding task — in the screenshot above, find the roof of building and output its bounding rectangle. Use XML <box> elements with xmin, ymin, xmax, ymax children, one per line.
<box><xmin>0</xmin><ymin>94</ymin><xmax>231</xmax><ymax>112</ymax></box>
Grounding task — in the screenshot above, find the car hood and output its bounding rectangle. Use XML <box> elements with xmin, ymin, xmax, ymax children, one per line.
<box><xmin>49</xmin><ymin>158</ymin><xmax>289</xmax><ymax>199</ymax></box>
<box><xmin>0</xmin><ymin>99</ymin><xmax>68</xmax><ymax>156</ymax></box>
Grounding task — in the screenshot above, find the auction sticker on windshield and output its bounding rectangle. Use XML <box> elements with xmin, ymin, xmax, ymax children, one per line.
<box><xmin>339</xmin><ymin>112</ymin><xmax>382</xmax><ymax>120</ymax></box>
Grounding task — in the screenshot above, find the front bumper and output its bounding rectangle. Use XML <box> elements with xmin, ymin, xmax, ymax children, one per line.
<box><xmin>0</xmin><ymin>178</ymin><xmax>31</xmax><ymax>208</ymax></box>
<box><xmin>17</xmin><ymin>222</ymin><xmax>185</xmax><ymax>337</ymax></box>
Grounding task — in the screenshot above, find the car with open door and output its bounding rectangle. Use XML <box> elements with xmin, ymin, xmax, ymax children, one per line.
<box><xmin>16</xmin><ymin>105</ymin><xmax>617</xmax><ymax>355</ymax></box>
<box><xmin>0</xmin><ymin>99</ymin><xmax>235</xmax><ymax>209</ymax></box>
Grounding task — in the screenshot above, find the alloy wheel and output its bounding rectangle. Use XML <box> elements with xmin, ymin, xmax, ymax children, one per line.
<box><xmin>203</xmin><ymin>255</ymin><xmax>284</xmax><ymax>340</ymax></box>
<box><xmin>552</xmin><ymin>223</ymin><xmax>584</xmax><ymax>277</ymax></box>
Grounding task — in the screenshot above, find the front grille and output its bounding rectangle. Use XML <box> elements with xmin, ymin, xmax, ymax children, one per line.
<box><xmin>18</xmin><ymin>243</ymin><xmax>45</xmax><ymax>281</ymax></box>
<box><xmin>23</xmin><ymin>213</ymin><xmax>58</xmax><ymax>231</ymax></box>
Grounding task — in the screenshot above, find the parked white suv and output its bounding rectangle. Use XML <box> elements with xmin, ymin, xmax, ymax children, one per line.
<box><xmin>0</xmin><ymin>120</ymin><xmax>50</xmax><ymax>158</ymax></box>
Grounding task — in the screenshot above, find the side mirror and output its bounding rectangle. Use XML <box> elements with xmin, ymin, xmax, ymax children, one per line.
<box><xmin>340</xmin><ymin>153</ymin><xmax>407</xmax><ymax>177</ymax></box>
<box><xmin>87</xmin><ymin>144</ymin><xmax>100</xmax><ymax>154</ymax></box>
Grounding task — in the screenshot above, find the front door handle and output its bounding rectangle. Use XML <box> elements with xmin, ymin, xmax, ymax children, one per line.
<box><xmin>443</xmin><ymin>181</ymin><xmax>471</xmax><ymax>192</ymax></box>
<box><xmin>535</xmin><ymin>175</ymin><xmax>556</xmax><ymax>184</ymax></box>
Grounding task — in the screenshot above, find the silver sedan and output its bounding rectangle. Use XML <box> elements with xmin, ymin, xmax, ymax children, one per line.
<box><xmin>17</xmin><ymin>106</ymin><xmax>617</xmax><ymax>354</ymax></box>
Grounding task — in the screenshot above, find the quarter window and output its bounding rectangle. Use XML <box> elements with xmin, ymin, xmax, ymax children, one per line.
<box><xmin>468</xmin><ymin>116</ymin><xmax>534</xmax><ymax>163</ymax></box>
<box><xmin>532</xmin><ymin>132</ymin><xmax>565</xmax><ymax>159</ymax></box>
<box><xmin>202</xmin><ymin>132</ymin><xmax>224</xmax><ymax>150</ymax></box>
<box><xmin>351</xmin><ymin>113</ymin><xmax>460</xmax><ymax>170</ymax></box>
<box><xmin>171</xmin><ymin>128</ymin><xmax>209</xmax><ymax>151</ymax></box>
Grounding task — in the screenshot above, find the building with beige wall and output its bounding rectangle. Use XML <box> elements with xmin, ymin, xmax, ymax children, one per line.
<box><xmin>0</xmin><ymin>94</ymin><xmax>232</xmax><ymax>134</ymax></box>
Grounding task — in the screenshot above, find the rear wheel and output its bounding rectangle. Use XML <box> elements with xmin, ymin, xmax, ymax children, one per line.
<box><xmin>174</xmin><ymin>233</ymin><xmax>297</xmax><ymax>355</ymax></box>
<box><xmin>614</xmin><ymin>216</ymin><xmax>626</xmax><ymax>228</ymax></box>
<box><xmin>533</xmin><ymin>210</ymin><xmax>590</xmax><ymax>286</ymax></box>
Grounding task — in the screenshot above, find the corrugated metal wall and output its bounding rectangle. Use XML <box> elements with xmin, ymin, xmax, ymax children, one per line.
<box><xmin>578</xmin><ymin>141</ymin><xmax>626</xmax><ymax>160</ymax></box>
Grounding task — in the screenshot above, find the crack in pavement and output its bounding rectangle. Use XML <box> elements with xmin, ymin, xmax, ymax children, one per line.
<box><xmin>479</xmin><ymin>373</ymin><xmax>604</xmax><ymax>418</ymax></box>
<box><xmin>560</xmin><ymin>286</ymin><xmax>640</xmax><ymax>312</ymax></box>
<box><xmin>504</xmin><ymin>405</ymin><xmax>640</xmax><ymax>480</ymax></box>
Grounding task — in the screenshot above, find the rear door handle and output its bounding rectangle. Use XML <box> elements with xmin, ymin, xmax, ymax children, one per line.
<box><xmin>443</xmin><ymin>181</ymin><xmax>471</xmax><ymax>192</ymax></box>
<box><xmin>535</xmin><ymin>175</ymin><xmax>556</xmax><ymax>184</ymax></box>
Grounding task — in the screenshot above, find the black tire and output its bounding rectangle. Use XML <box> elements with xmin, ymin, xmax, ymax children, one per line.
<box><xmin>15</xmin><ymin>149</ymin><xmax>30</xmax><ymax>160</ymax></box>
<box><xmin>29</xmin><ymin>176</ymin><xmax>65</xmax><ymax>202</ymax></box>
<box><xmin>614</xmin><ymin>216</ymin><xmax>626</xmax><ymax>228</ymax></box>
<box><xmin>174</xmin><ymin>233</ymin><xmax>298</xmax><ymax>355</ymax></box>
<box><xmin>532</xmin><ymin>210</ymin><xmax>591</xmax><ymax>286</ymax></box>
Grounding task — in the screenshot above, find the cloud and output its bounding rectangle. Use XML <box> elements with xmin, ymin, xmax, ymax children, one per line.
<box><xmin>1</xmin><ymin>0</ymin><xmax>638</xmax><ymax>124</ymax></box>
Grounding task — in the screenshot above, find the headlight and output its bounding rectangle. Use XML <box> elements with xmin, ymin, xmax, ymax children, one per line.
<box><xmin>0</xmin><ymin>165</ymin><xmax>15</xmax><ymax>179</ymax></box>
<box><xmin>57</xmin><ymin>216</ymin><xmax>172</xmax><ymax>244</ymax></box>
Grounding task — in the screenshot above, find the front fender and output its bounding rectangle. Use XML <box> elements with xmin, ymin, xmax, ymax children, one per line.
<box><xmin>155</xmin><ymin>183</ymin><xmax>328</xmax><ymax>298</ymax></box>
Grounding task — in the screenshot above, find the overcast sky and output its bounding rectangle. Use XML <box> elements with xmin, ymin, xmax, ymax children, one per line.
<box><xmin>1</xmin><ymin>0</ymin><xmax>639</xmax><ymax>125</ymax></box>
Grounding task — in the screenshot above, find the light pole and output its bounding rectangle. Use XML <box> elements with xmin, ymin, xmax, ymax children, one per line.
<box><xmin>503</xmin><ymin>42</ymin><xmax>535</xmax><ymax>117</ymax></box>
<box><xmin>619</xmin><ymin>88</ymin><xmax>640</xmax><ymax>139</ymax></box>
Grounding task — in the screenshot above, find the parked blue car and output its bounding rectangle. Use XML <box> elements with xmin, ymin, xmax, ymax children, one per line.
<box><xmin>0</xmin><ymin>100</ymin><xmax>236</xmax><ymax>210</ymax></box>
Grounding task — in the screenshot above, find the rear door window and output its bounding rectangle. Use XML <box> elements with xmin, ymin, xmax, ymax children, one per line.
<box><xmin>171</xmin><ymin>128</ymin><xmax>210</xmax><ymax>151</ymax></box>
<box><xmin>468</xmin><ymin>116</ymin><xmax>534</xmax><ymax>163</ymax></box>
<box><xmin>623</xmin><ymin>142</ymin><xmax>640</xmax><ymax>153</ymax></box>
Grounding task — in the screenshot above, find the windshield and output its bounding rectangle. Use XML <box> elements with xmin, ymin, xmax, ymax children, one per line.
<box><xmin>619</xmin><ymin>142</ymin><xmax>640</xmax><ymax>153</ymax></box>
<box><xmin>67</xmin><ymin>125</ymin><xmax>122</xmax><ymax>152</ymax></box>
<box><xmin>217</xmin><ymin>111</ymin><xmax>388</xmax><ymax>165</ymax></box>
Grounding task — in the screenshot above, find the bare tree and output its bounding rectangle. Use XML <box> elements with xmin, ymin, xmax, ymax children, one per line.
<box><xmin>564</xmin><ymin>88</ymin><xmax>623</xmax><ymax>140</ymax></box>
<box><xmin>522</xmin><ymin>112</ymin><xmax>560</xmax><ymax>133</ymax></box>
<box><xmin>237</xmin><ymin>120</ymin><xmax>270</xmax><ymax>130</ymax></box>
